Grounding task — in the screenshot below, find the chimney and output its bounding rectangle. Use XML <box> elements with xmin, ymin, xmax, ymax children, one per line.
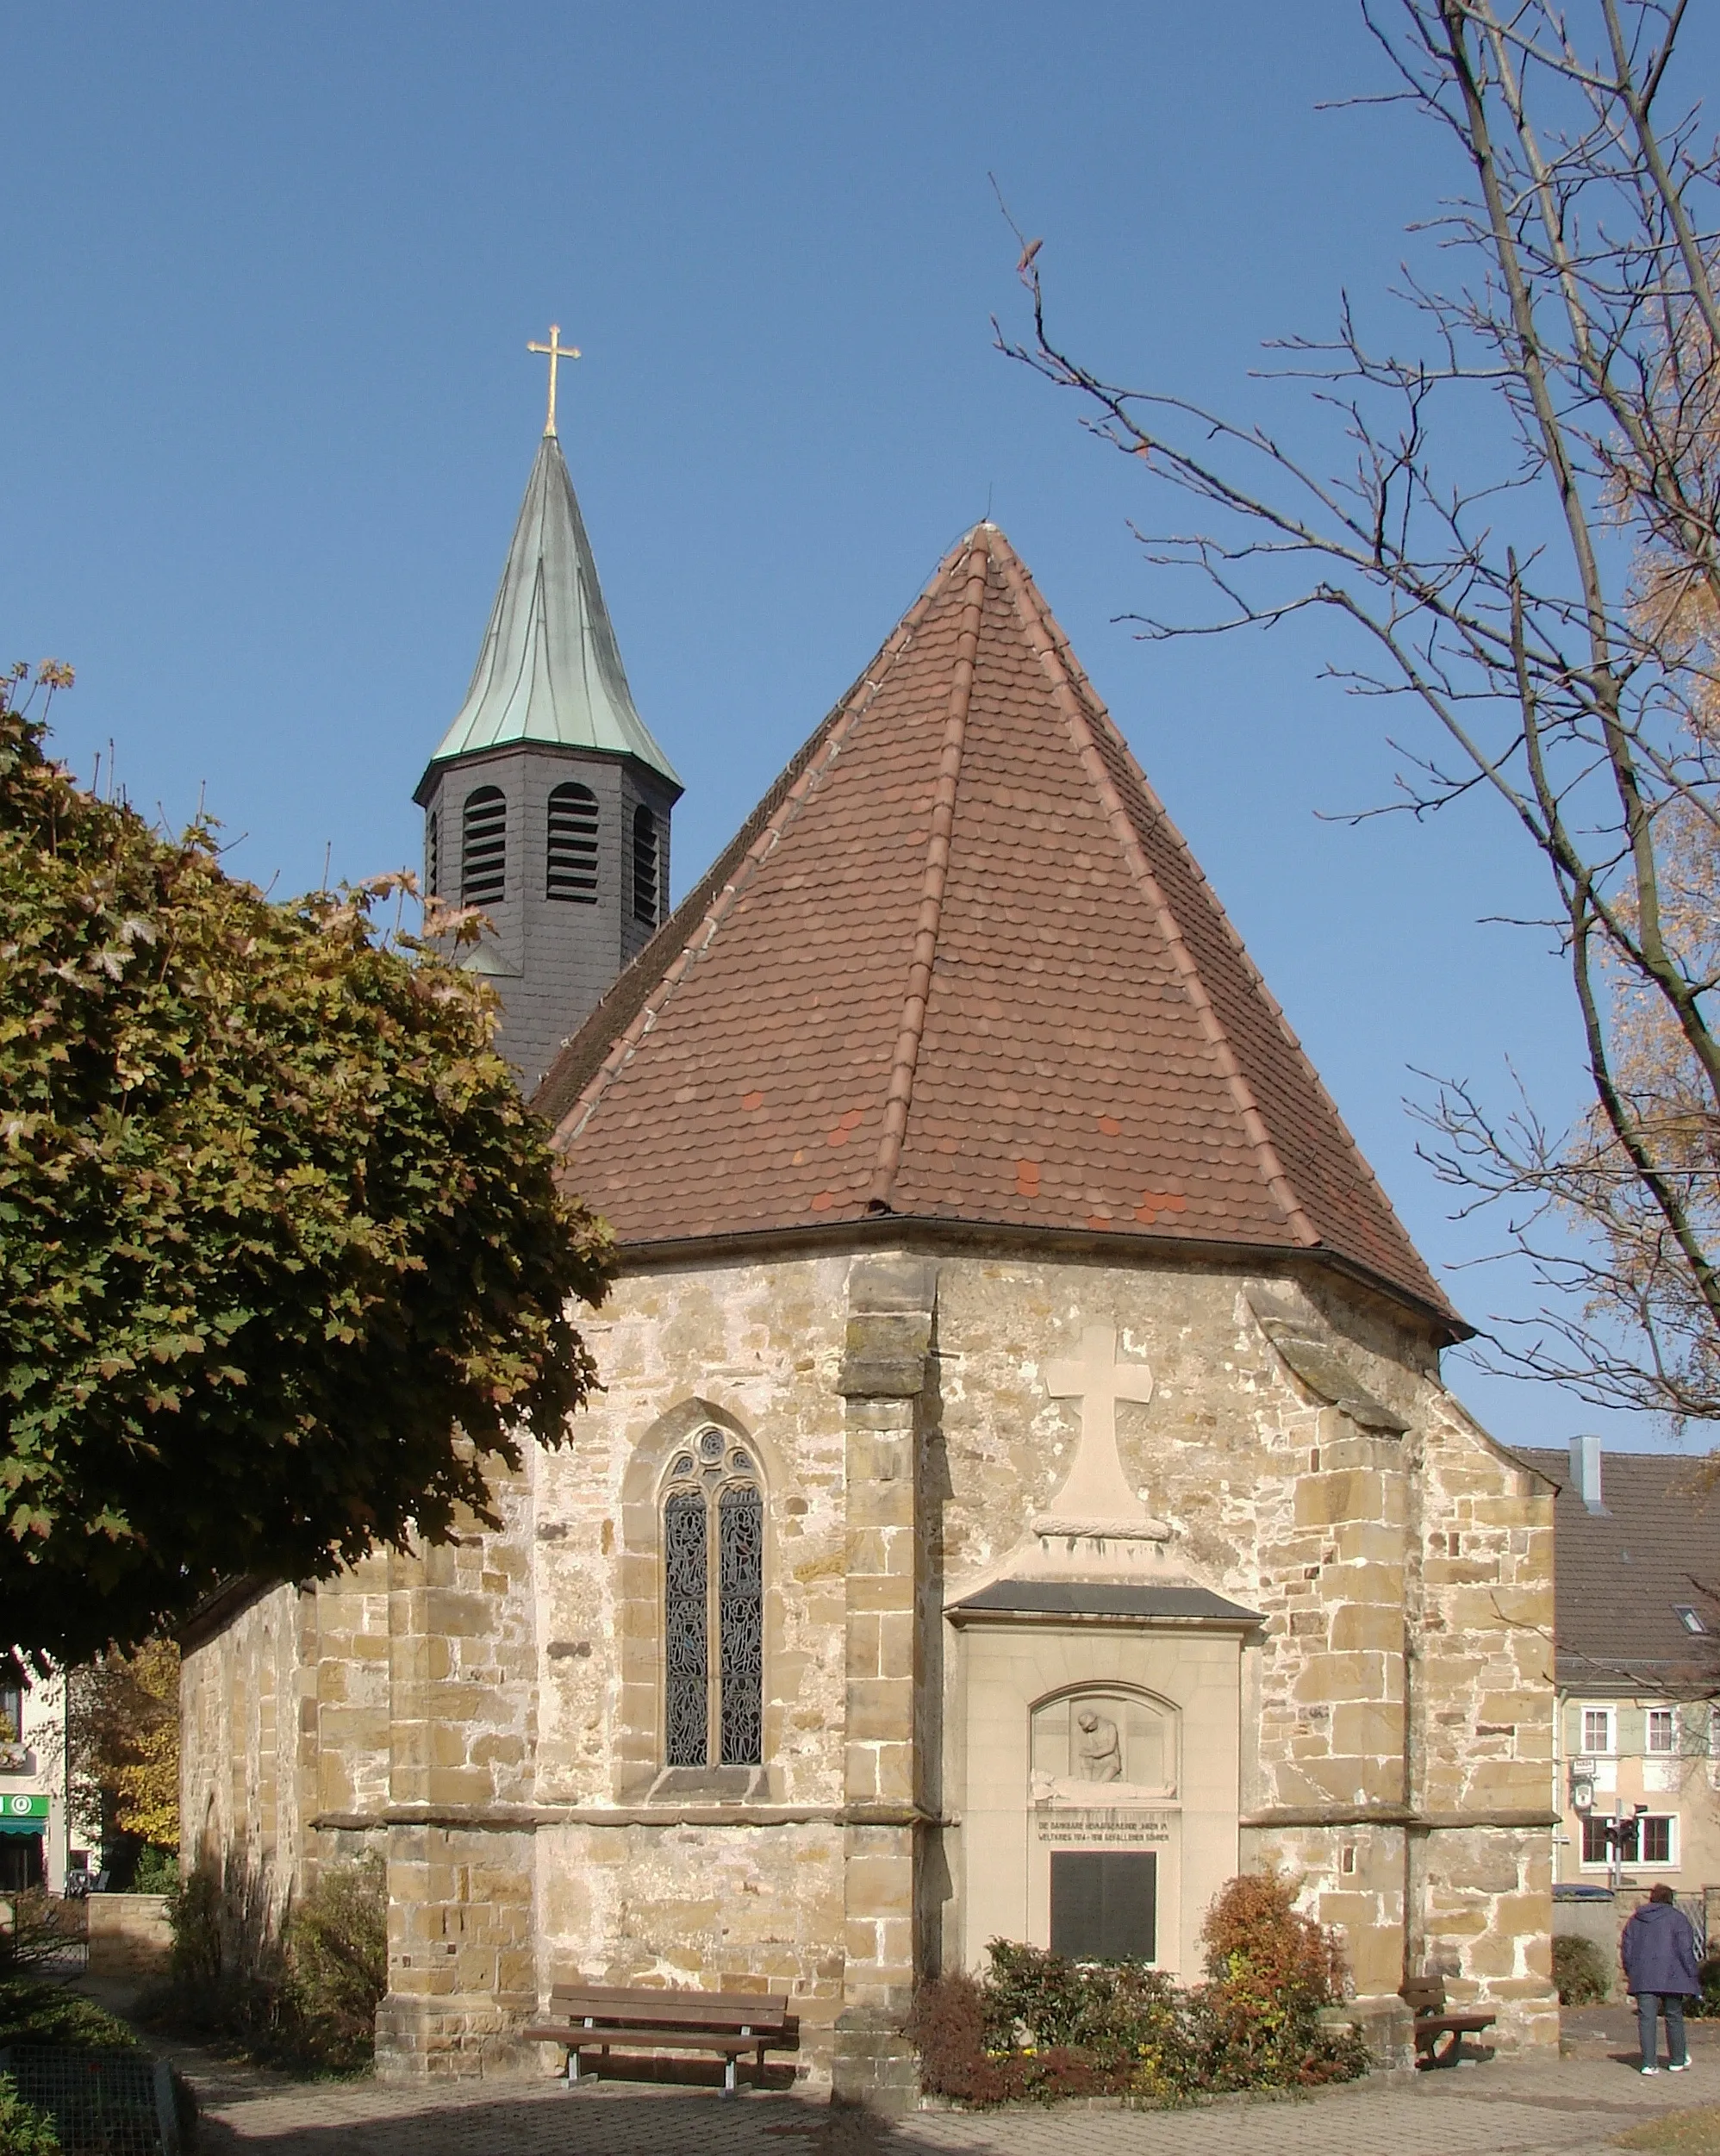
<box><xmin>1569</xmin><ymin>1433</ymin><xmax>1606</xmax><ymax>1514</ymax></box>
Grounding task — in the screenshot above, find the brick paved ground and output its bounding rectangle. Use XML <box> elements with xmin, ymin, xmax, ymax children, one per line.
<box><xmin>157</xmin><ymin>2019</ymin><xmax>1720</xmax><ymax>2156</ymax></box>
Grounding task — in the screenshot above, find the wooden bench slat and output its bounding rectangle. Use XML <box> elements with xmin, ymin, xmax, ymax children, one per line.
<box><xmin>524</xmin><ymin>2026</ymin><xmax>777</xmax><ymax>2054</ymax></box>
<box><xmin>552</xmin><ymin>1991</ymin><xmax>793</xmax><ymax>2026</ymax></box>
<box><xmin>551</xmin><ymin>1985</ymin><xmax>788</xmax><ymax>2016</ymax></box>
<box><xmin>551</xmin><ymin>2003</ymin><xmax>791</xmax><ymax>2025</ymax></box>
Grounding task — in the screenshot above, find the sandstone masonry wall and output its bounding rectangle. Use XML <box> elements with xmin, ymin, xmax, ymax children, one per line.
<box><xmin>179</xmin><ymin>1238</ymin><xmax>1558</xmax><ymax>2085</ymax></box>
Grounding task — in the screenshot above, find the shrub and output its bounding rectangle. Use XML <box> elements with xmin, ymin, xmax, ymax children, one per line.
<box><xmin>909</xmin><ymin>1872</ymin><xmax>1370</xmax><ymax>2108</ymax></box>
<box><xmin>284</xmin><ymin>1854</ymin><xmax>387</xmax><ymax>2073</ymax></box>
<box><xmin>0</xmin><ymin>1980</ymin><xmax>139</xmax><ymax>2053</ymax></box>
<box><xmin>905</xmin><ymin>1970</ymin><xmax>1013</xmax><ymax>2104</ymax></box>
<box><xmin>161</xmin><ymin>1850</ymin><xmax>290</xmax><ymax>2056</ymax></box>
<box><xmin>131</xmin><ymin>1847</ymin><xmax>178</xmax><ymax>1896</ymax></box>
<box><xmin>0</xmin><ymin>1896</ymin><xmax>84</xmax><ymax>1976</ymax></box>
<box><xmin>1190</xmin><ymin>1870</ymin><xmax>1368</xmax><ymax>2091</ymax></box>
<box><xmin>1692</xmin><ymin>1954</ymin><xmax>1720</xmax><ymax>2018</ymax></box>
<box><xmin>160</xmin><ymin>1848</ymin><xmax>385</xmax><ymax>2072</ymax></box>
<box><xmin>983</xmin><ymin>1941</ymin><xmax>1193</xmax><ymax>2098</ymax></box>
<box><xmin>0</xmin><ymin>2074</ymin><xmax>59</xmax><ymax>2156</ymax></box>
<box><xmin>1553</xmin><ymin>1935</ymin><xmax>1611</xmax><ymax>2006</ymax></box>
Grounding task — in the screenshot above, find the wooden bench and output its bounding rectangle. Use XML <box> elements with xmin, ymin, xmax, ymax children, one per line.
<box><xmin>523</xmin><ymin>1984</ymin><xmax>799</xmax><ymax>2097</ymax></box>
<box><xmin>1399</xmin><ymin>1975</ymin><xmax>1497</xmax><ymax>2068</ymax></box>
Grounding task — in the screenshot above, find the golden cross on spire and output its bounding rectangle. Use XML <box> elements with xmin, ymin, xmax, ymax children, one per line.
<box><xmin>527</xmin><ymin>323</ymin><xmax>581</xmax><ymax>437</ymax></box>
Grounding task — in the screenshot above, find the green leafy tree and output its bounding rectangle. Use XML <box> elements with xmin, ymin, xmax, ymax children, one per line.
<box><xmin>0</xmin><ymin>668</ymin><xmax>610</xmax><ymax>1661</ymax></box>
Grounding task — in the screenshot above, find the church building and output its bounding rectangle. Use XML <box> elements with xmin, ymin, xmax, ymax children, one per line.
<box><xmin>180</xmin><ymin>393</ymin><xmax>1561</xmax><ymax>2101</ymax></box>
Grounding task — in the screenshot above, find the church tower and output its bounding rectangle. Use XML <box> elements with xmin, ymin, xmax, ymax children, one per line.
<box><xmin>414</xmin><ymin>330</ymin><xmax>681</xmax><ymax>1089</ymax></box>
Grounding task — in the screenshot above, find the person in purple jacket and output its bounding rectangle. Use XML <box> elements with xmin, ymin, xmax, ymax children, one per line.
<box><xmin>1621</xmin><ymin>1883</ymin><xmax>1702</xmax><ymax>2073</ymax></box>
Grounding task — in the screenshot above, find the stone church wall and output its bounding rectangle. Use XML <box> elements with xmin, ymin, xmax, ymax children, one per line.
<box><xmin>179</xmin><ymin>1238</ymin><xmax>1557</xmax><ymax>2085</ymax></box>
<box><xmin>180</xmin><ymin>1579</ymin><xmax>309</xmax><ymax>1904</ymax></box>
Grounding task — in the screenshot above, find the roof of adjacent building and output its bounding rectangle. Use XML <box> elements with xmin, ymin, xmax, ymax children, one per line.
<box><xmin>1516</xmin><ymin>1447</ymin><xmax>1720</xmax><ymax>1692</ymax></box>
<box><xmin>420</xmin><ymin>433</ymin><xmax>680</xmax><ymax>788</ymax></box>
<box><xmin>536</xmin><ymin>522</ymin><xmax>1456</xmax><ymax>1328</ymax></box>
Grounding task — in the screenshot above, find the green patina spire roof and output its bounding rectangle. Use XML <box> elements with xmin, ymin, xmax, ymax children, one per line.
<box><xmin>427</xmin><ymin>432</ymin><xmax>680</xmax><ymax>784</ymax></box>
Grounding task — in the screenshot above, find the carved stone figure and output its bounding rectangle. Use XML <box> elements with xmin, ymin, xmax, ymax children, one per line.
<box><xmin>1075</xmin><ymin>1706</ymin><xmax>1123</xmax><ymax>1782</ymax></box>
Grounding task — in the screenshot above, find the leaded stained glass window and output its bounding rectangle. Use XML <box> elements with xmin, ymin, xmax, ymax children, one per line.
<box><xmin>662</xmin><ymin>1436</ymin><xmax>763</xmax><ymax>1767</ymax></box>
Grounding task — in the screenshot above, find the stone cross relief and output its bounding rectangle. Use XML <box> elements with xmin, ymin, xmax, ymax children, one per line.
<box><xmin>1033</xmin><ymin>1321</ymin><xmax>1171</xmax><ymax>1542</ymax></box>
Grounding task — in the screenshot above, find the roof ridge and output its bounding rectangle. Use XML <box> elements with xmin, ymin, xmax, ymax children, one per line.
<box><xmin>989</xmin><ymin>533</ymin><xmax>1320</xmax><ymax>1249</ymax></box>
<box><xmin>536</xmin><ymin>536</ymin><xmax>969</xmax><ymax>1140</ymax></box>
<box><xmin>866</xmin><ymin>531</ymin><xmax>993</xmax><ymax>1211</ymax></box>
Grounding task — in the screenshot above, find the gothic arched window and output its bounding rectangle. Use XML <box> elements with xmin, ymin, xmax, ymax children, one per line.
<box><xmin>633</xmin><ymin>805</ymin><xmax>659</xmax><ymax>926</ymax></box>
<box><xmin>546</xmin><ymin>782</ymin><xmax>599</xmax><ymax>903</ymax></box>
<box><xmin>663</xmin><ymin>1430</ymin><xmax>763</xmax><ymax>1767</ymax></box>
<box><xmin>461</xmin><ymin>785</ymin><xmax>507</xmax><ymax>908</ymax></box>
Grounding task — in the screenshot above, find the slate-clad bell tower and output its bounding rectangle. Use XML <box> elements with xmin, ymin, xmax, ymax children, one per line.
<box><xmin>415</xmin><ymin>348</ymin><xmax>681</xmax><ymax>1089</ymax></box>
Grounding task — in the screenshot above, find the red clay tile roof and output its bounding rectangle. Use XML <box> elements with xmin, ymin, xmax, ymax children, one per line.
<box><xmin>535</xmin><ymin>525</ymin><xmax>1458</xmax><ymax>1328</ymax></box>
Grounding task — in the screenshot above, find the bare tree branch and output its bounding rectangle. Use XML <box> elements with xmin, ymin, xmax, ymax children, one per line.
<box><xmin>1001</xmin><ymin>0</ymin><xmax>1720</xmax><ymax>1429</ymax></box>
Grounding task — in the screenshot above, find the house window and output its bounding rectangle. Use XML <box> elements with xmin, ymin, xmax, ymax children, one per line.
<box><xmin>0</xmin><ymin>1676</ymin><xmax>21</xmax><ymax>1746</ymax></box>
<box><xmin>1581</xmin><ymin>1814</ymin><xmax>1678</xmax><ymax>1866</ymax></box>
<box><xmin>546</xmin><ymin>782</ymin><xmax>599</xmax><ymax>903</ymax></box>
<box><xmin>1675</xmin><ymin>1605</ymin><xmax>1707</xmax><ymax>1635</ymax></box>
<box><xmin>662</xmin><ymin>1432</ymin><xmax>763</xmax><ymax>1768</ymax></box>
<box><xmin>1581</xmin><ymin>1705</ymin><xmax>1615</xmax><ymax>1754</ymax></box>
<box><xmin>1647</xmin><ymin>1707</ymin><xmax>1678</xmax><ymax>1755</ymax></box>
<box><xmin>461</xmin><ymin>786</ymin><xmax>507</xmax><ymax>908</ymax></box>
<box><xmin>633</xmin><ymin>806</ymin><xmax>659</xmax><ymax>925</ymax></box>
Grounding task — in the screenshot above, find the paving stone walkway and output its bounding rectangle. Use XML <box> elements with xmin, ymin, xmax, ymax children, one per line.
<box><xmin>162</xmin><ymin>2027</ymin><xmax>1720</xmax><ymax>2156</ymax></box>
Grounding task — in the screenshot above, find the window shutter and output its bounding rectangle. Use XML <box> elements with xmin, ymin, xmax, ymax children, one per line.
<box><xmin>461</xmin><ymin>786</ymin><xmax>507</xmax><ymax>907</ymax></box>
<box><xmin>633</xmin><ymin>806</ymin><xmax>659</xmax><ymax>925</ymax></box>
<box><xmin>546</xmin><ymin>782</ymin><xmax>600</xmax><ymax>902</ymax></box>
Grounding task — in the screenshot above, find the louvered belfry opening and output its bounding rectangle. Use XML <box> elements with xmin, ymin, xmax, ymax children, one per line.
<box><xmin>633</xmin><ymin>804</ymin><xmax>659</xmax><ymax>925</ymax></box>
<box><xmin>662</xmin><ymin>1430</ymin><xmax>763</xmax><ymax>1768</ymax></box>
<box><xmin>545</xmin><ymin>781</ymin><xmax>600</xmax><ymax>903</ymax></box>
<box><xmin>425</xmin><ymin>807</ymin><xmax>439</xmax><ymax>898</ymax></box>
<box><xmin>461</xmin><ymin>785</ymin><xmax>507</xmax><ymax>907</ymax></box>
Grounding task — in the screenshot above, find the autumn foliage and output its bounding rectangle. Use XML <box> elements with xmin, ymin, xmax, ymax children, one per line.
<box><xmin>0</xmin><ymin>675</ymin><xmax>612</xmax><ymax>1660</ymax></box>
<box><xmin>908</xmin><ymin>1871</ymin><xmax>1367</xmax><ymax>2107</ymax></box>
<box><xmin>68</xmin><ymin>1639</ymin><xmax>182</xmax><ymax>1858</ymax></box>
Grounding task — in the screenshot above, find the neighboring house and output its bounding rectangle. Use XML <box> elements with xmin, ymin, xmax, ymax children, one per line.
<box><xmin>1518</xmin><ymin>1442</ymin><xmax>1720</xmax><ymax>1893</ymax></box>
<box><xmin>0</xmin><ymin>1658</ymin><xmax>73</xmax><ymax>1893</ymax></box>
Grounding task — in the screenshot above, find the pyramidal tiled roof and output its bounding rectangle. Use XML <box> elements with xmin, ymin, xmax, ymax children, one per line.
<box><xmin>421</xmin><ymin>433</ymin><xmax>680</xmax><ymax>786</ymax></box>
<box><xmin>536</xmin><ymin>525</ymin><xmax>1458</xmax><ymax>1330</ymax></box>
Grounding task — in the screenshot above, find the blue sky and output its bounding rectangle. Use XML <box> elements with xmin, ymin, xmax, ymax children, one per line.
<box><xmin>7</xmin><ymin>1</ymin><xmax>1713</xmax><ymax>1453</ymax></box>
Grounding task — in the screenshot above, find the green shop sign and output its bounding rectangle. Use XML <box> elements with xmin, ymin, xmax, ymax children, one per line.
<box><xmin>0</xmin><ymin>1792</ymin><xmax>50</xmax><ymax>1835</ymax></box>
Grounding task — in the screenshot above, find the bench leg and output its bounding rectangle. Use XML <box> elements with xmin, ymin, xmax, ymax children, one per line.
<box><xmin>723</xmin><ymin>2053</ymin><xmax>738</xmax><ymax>2098</ymax></box>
